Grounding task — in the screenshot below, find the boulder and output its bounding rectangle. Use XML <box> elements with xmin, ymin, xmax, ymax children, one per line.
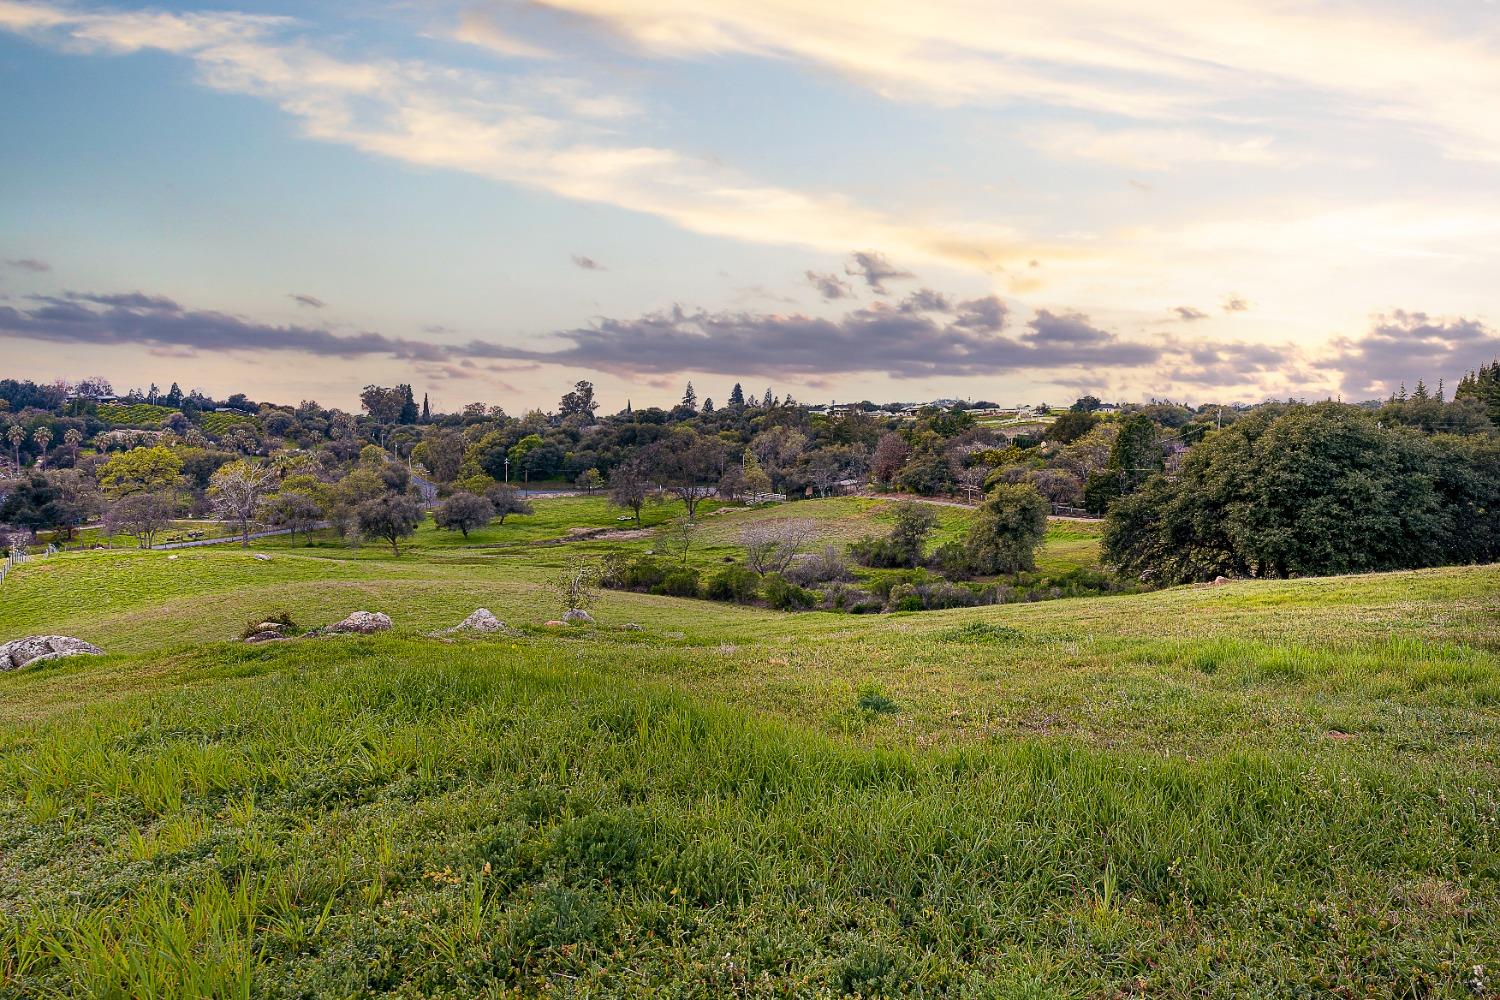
<box><xmin>1212</xmin><ymin>575</ymin><xmax>1231</xmax><ymax>586</ymax></box>
<box><xmin>253</xmin><ymin>553</ymin><xmax>272</xmax><ymax>562</ymax></box>
<box><xmin>244</xmin><ymin>630</ymin><xmax>287</xmax><ymax>644</ymax></box>
<box><xmin>324</xmin><ymin>611</ymin><xmax>392</xmax><ymax>635</ymax></box>
<box><xmin>621</xmin><ymin>623</ymin><xmax>645</xmax><ymax>632</ymax></box>
<box><xmin>562</xmin><ymin>609</ymin><xmax>594</xmax><ymax>625</ymax></box>
<box><xmin>452</xmin><ymin>609</ymin><xmax>504</xmax><ymax>633</ymax></box>
<box><xmin>0</xmin><ymin>635</ymin><xmax>105</xmax><ymax>672</ymax></box>
<box><xmin>544</xmin><ymin>620</ymin><xmax>567</xmax><ymax>627</ymax></box>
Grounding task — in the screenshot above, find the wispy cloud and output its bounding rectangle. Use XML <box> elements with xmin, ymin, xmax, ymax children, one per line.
<box><xmin>804</xmin><ymin>270</ymin><xmax>851</xmax><ymax>301</ymax></box>
<box><xmin>1173</xmin><ymin>306</ymin><xmax>1208</xmax><ymax>322</ymax></box>
<box><xmin>1027</xmin><ymin>124</ymin><xmax>1290</xmax><ymax>171</ymax></box>
<box><xmin>844</xmin><ymin>251</ymin><xmax>914</xmax><ymax>293</ymax></box>
<box><xmin>288</xmin><ymin>292</ymin><xmax>326</xmax><ymax>308</ymax></box>
<box><xmin>571</xmin><ymin>254</ymin><xmax>605</xmax><ymax>270</ymax></box>
<box><xmin>521</xmin><ymin>0</ymin><xmax>1500</xmax><ymax>161</ymax></box>
<box><xmin>1222</xmin><ymin>295</ymin><xmax>1250</xmax><ymax>313</ymax></box>
<box><xmin>0</xmin><ymin>1</ymin><xmax>1052</xmax><ymax>277</ymax></box>
<box><xmin>5</xmin><ymin>257</ymin><xmax>51</xmax><ymax>272</ymax></box>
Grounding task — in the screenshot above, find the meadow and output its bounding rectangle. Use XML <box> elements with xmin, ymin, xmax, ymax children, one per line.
<box><xmin>1</xmin><ymin>496</ymin><xmax>1497</xmax><ymax>997</ymax></box>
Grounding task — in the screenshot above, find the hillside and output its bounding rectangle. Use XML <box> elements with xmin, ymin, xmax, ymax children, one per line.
<box><xmin>1</xmin><ymin>500</ymin><xmax>1497</xmax><ymax>997</ymax></box>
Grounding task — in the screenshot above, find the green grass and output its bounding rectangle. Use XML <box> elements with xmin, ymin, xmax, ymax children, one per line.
<box><xmin>1</xmin><ymin>496</ymin><xmax>1497</xmax><ymax>997</ymax></box>
<box><xmin>197</xmin><ymin>411</ymin><xmax>258</xmax><ymax>435</ymax></box>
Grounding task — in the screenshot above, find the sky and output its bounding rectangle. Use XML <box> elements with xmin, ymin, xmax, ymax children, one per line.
<box><xmin>1</xmin><ymin>0</ymin><xmax>1498</xmax><ymax>413</ymax></box>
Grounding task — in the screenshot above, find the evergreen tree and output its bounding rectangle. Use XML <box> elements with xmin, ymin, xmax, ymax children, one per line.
<box><xmin>1413</xmin><ymin>379</ymin><xmax>1429</xmax><ymax>401</ymax></box>
<box><xmin>728</xmin><ymin>383</ymin><xmax>745</xmax><ymax>409</ymax></box>
<box><xmin>397</xmin><ymin>385</ymin><xmax>419</xmax><ymax>424</ymax></box>
<box><xmin>681</xmin><ymin>382</ymin><xmax>697</xmax><ymax>409</ymax></box>
<box><xmin>762</xmin><ymin>388</ymin><xmax>774</xmax><ymax>408</ymax></box>
<box><xmin>421</xmin><ymin>393</ymin><xmax>431</xmax><ymax>422</ymax></box>
<box><xmin>702</xmin><ymin>397</ymin><xmax>715</xmax><ymax>413</ymax></box>
<box><xmin>163</xmin><ymin>382</ymin><xmax>183</xmax><ymax>407</ymax></box>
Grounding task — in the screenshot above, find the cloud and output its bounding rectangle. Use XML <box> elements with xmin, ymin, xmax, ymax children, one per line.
<box><xmin>288</xmin><ymin>292</ymin><xmax>326</xmax><ymax>308</ymax></box>
<box><xmin>571</xmin><ymin>254</ymin><xmax>605</xmax><ymax>270</ymax></box>
<box><xmin>6</xmin><ymin>257</ymin><xmax>51</xmax><ymax>272</ymax></box>
<box><xmin>1173</xmin><ymin>306</ymin><xmax>1208</xmax><ymax>321</ymax></box>
<box><xmin>0</xmin><ymin>290</ymin><xmax>447</xmax><ymax>360</ymax></box>
<box><xmin>953</xmin><ymin>296</ymin><xmax>1007</xmax><ymax>332</ymax></box>
<box><xmin>1028</xmin><ymin>124</ymin><xmax>1289</xmax><ymax>171</ymax></box>
<box><xmin>844</xmin><ymin>251</ymin><xmax>914</xmax><ymax>293</ymax></box>
<box><xmin>897</xmin><ymin>288</ymin><xmax>950</xmax><ymax>313</ymax></box>
<box><xmin>479</xmin><ymin>297</ymin><xmax>1157</xmax><ymax>379</ymax></box>
<box><xmin>521</xmin><ymin>0</ymin><xmax>1500</xmax><ymax>162</ymax></box>
<box><xmin>1327</xmin><ymin>310</ymin><xmax>1500</xmax><ymax>399</ymax></box>
<box><xmin>1222</xmin><ymin>295</ymin><xmax>1250</xmax><ymax>313</ymax></box>
<box><xmin>451</xmin><ymin>8</ymin><xmax>555</xmax><ymax>60</ymax></box>
<box><xmin>804</xmin><ymin>270</ymin><xmax>852</xmax><ymax>301</ymax></box>
<box><xmin>0</xmin><ymin>1</ymin><xmax>1050</xmax><ymax>279</ymax></box>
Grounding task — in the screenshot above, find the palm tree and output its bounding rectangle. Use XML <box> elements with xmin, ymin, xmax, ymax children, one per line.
<box><xmin>32</xmin><ymin>426</ymin><xmax>53</xmax><ymax>464</ymax></box>
<box><xmin>63</xmin><ymin>427</ymin><xmax>82</xmax><ymax>461</ymax></box>
<box><xmin>6</xmin><ymin>424</ymin><xmax>23</xmax><ymax>470</ymax></box>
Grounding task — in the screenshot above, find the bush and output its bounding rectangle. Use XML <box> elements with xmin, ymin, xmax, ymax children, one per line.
<box><xmin>762</xmin><ymin>573</ymin><xmax>816</xmax><ymax>611</ymax></box>
<box><xmin>785</xmin><ymin>545</ymin><xmax>852</xmax><ymax>586</ymax></box>
<box><xmin>887</xmin><ymin>579</ymin><xmax>989</xmax><ymax>611</ymax></box>
<box><xmin>820</xmin><ymin>581</ymin><xmax>883</xmax><ymax>613</ymax></box>
<box><xmin>240</xmin><ymin>610</ymin><xmax>298</xmax><ymax>639</ymax></box>
<box><xmin>850</xmin><ymin>501</ymin><xmax>936</xmax><ymax>568</ymax></box>
<box><xmin>704</xmin><ymin>564</ymin><xmax>760</xmax><ymax>602</ymax></box>
<box><xmin>652</xmin><ymin>567</ymin><xmax>701</xmax><ymax>598</ymax></box>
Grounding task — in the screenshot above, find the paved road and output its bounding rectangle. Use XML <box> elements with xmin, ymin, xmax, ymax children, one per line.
<box><xmin>154</xmin><ymin>523</ymin><xmax>329</xmax><ymax>549</ymax></box>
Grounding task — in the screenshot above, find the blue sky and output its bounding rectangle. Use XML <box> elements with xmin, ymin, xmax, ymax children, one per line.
<box><xmin>2</xmin><ymin>0</ymin><xmax>1498</xmax><ymax>411</ymax></box>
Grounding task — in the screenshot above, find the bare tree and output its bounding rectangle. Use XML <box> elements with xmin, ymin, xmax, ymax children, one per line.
<box><xmin>739</xmin><ymin>518</ymin><xmax>818</xmax><ymax>575</ymax></box>
<box><xmin>608</xmin><ymin>458</ymin><xmax>652</xmax><ymax>525</ymax></box>
<box><xmin>657</xmin><ymin>519</ymin><xmax>699</xmax><ymax>565</ymax></box>
<box><xmin>104</xmin><ymin>492</ymin><xmax>174</xmax><ymax>549</ymax></box>
<box><xmin>209</xmin><ymin>460</ymin><xmax>279</xmax><ymax>546</ymax></box>
<box><xmin>647</xmin><ymin>429</ymin><xmax>723</xmax><ymax>519</ymax></box>
<box><xmin>551</xmin><ymin>556</ymin><xmax>600</xmax><ymax>613</ymax></box>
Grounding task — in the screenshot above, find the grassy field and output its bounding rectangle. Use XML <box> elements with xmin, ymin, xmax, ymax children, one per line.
<box><xmin>1</xmin><ymin>496</ymin><xmax>1497</xmax><ymax>997</ymax></box>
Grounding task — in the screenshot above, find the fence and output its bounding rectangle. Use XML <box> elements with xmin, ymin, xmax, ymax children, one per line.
<box><xmin>0</xmin><ymin>543</ymin><xmax>58</xmax><ymax>585</ymax></box>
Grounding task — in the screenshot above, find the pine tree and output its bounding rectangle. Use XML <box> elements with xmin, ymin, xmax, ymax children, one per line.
<box><xmin>702</xmin><ymin>398</ymin><xmax>715</xmax><ymax>413</ymax></box>
<box><xmin>1413</xmin><ymin>379</ymin><xmax>1429</xmax><ymax>401</ymax></box>
<box><xmin>728</xmin><ymin>383</ymin><xmax>745</xmax><ymax>409</ymax></box>
<box><xmin>762</xmin><ymin>388</ymin><xmax>774</xmax><ymax>408</ymax></box>
<box><xmin>421</xmin><ymin>393</ymin><xmax>431</xmax><ymax>422</ymax></box>
<box><xmin>681</xmin><ymin>382</ymin><xmax>697</xmax><ymax>409</ymax></box>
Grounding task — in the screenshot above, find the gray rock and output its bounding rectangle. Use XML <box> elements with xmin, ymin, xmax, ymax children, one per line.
<box><xmin>452</xmin><ymin>609</ymin><xmax>504</xmax><ymax>633</ymax></box>
<box><xmin>0</xmin><ymin>635</ymin><xmax>105</xmax><ymax>671</ymax></box>
<box><xmin>244</xmin><ymin>631</ymin><xmax>287</xmax><ymax>644</ymax></box>
<box><xmin>324</xmin><ymin>611</ymin><xmax>392</xmax><ymax>635</ymax></box>
<box><xmin>253</xmin><ymin>553</ymin><xmax>272</xmax><ymax>562</ymax></box>
<box><xmin>621</xmin><ymin>623</ymin><xmax>645</xmax><ymax>631</ymax></box>
<box><xmin>562</xmin><ymin>609</ymin><xmax>594</xmax><ymax>625</ymax></box>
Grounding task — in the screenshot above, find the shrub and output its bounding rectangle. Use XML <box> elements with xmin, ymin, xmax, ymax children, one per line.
<box><xmin>652</xmin><ymin>567</ymin><xmax>701</xmax><ymax>598</ymax></box>
<box><xmin>762</xmin><ymin>573</ymin><xmax>816</xmax><ymax>611</ymax></box>
<box><xmin>887</xmin><ymin>579</ymin><xmax>988</xmax><ymax>611</ymax></box>
<box><xmin>820</xmin><ymin>581</ymin><xmax>883</xmax><ymax>613</ymax></box>
<box><xmin>240</xmin><ymin>610</ymin><xmax>298</xmax><ymax>639</ymax></box>
<box><xmin>850</xmin><ymin>501</ymin><xmax>936</xmax><ymax>568</ymax></box>
<box><xmin>704</xmin><ymin>564</ymin><xmax>760</xmax><ymax>602</ymax></box>
<box><xmin>785</xmin><ymin>545</ymin><xmax>852</xmax><ymax>586</ymax></box>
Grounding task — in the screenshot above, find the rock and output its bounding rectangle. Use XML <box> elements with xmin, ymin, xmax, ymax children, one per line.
<box><xmin>544</xmin><ymin>620</ymin><xmax>567</xmax><ymax>627</ymax></box>
<box><xmin>244</xmin><ymin>631</ymin><xmax>287</xmax><ymax>644</ymax></box>
<box><xmin>621</xmin><ymin>623</ymin><xmax>644</xmax><ymax>631</ymax></box>
<box><xmin>167</xmin><ymin>554</ymin><xmax>179</xmax><ymax>561</ymax></box>
<box><xmin>254</xmin><ymin>553</ymin><xmax>272</xmax><ymax>562</ymax></box>
<box><xmin>1212</xmin><ymin>575</ymin><xmax>1231</xmax><ymax>586</ymax></box>
<box><xmin>323</xmin><ymin>611</ymin><xmax>392</xmax><ymax>635</ymax></box>
<box><xmin>562</xmin><ymin>609</ymin><xmax>593</xmax><ymax>625</ymax></box>
<box><xmin>452</xmin><ymin>609</ymin><xmax>504</xmax><ymax>633</ymax></box>
<box><xmin>0</xmin><ymin>635</ymin><xmax>105</xmax><ymax>672</ymax></box>
<box><xmin>254</xmin><ymin>621</ymin><xmax>287</xmax><ymax>633</ymax></box>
